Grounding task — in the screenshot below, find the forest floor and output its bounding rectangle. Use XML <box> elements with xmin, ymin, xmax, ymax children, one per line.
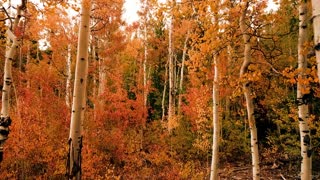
<box><xmin>218</xmin><ymin>157</ymin><xmax>320</xmax><ymax>179</ymax></box>
<box><xmin>219</xmin><ymin>163</ymin><xmax>296</xmax><ymax>179</ymax></box>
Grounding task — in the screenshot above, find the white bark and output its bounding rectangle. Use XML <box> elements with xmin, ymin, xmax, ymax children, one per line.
<box><xmin>0</xmin><ymin>1</ymin><xmax>25</xmax><ymax>161</ymax></box>
<box><xmin>239</xmin><ymin>2</ymin><xmax>260</xmax><ymax>180</ymax></box>
<box><xmin>143</xmin><ymin>0</ymin><xmax>148</xmax><ymax>112</ymax></box>
<box><xmin>298</xmin><ymin>2</ymin><xmax>312</xmax><ymax>179</ymax></box>
<box><xmin>0</xmin><ymin>33</ymin><xmax>18</xmax><ymax>144</ymax></box>
<box><xmin>66</xmin><ymin>45</ymin><xmax>72</xmax><ymax>108</ymax></box>
<box><xmin>168</xmin><ymin>1</ymin><xmax>175</xmax><ymax>131</ymax></box>
<box><xmin>312</xmin><ymin>0</ymin><xmax>320</xmax><ymax>82</ymax></box>
<box><xmin>67</xmin><ymin>0</ymin><xmax>91</xmax><ymax>179</ymax></box>
<box><xmin>177</xmin><ymin>32</ymin><xmax>189</xmax><ymax>115</ymax></box>
<box><xmin>162</xmin><ymin>62</ymin><xmax>168</xmax><ymax>121</ymax></box>
<box><xmin>210</xmin><ymin>55</ymin><xmax>219</xmax><ymax>180</ymax></box>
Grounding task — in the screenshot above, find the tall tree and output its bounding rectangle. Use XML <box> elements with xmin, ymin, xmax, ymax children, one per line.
<box><xmin>210</xmin><ymin>2</ymin><xmax>221</xmax><ymax>179</ymax></box>
<box><xmin>66</xmin><ymin>0</ymin><xmax>91</xmax><ymax>179</ymax></box>
<box><xmin>210</xmin><ymin>55</ymin><xmax>219</xmax><ymax>180</ymax></box>
<box><xmin>168</xmin><ymin>0</ymin><xmax>175</xmax><ymax>132</ymax></box>
<box><xmin>297</xmin><ymin>1</ymin><xmax>312</xmax><ymax>179</ymax></box>
<box><xmin>0</xmin><ymin>0</ymin><xmax>26</xmax><ymax>162</ymax></box>
<box><xmin>142</xmin><ymin>0</ymin><xmax>149</xmax><ymax>113</ymax></box>
<box><xmin>239</xmin><ymin>2</ymin><xmax>260</xmax><ymax>179</ymax></box>
<box><xmin>66</xmin><ymin>44</ymin><xmax>72</xmax><ymax>108</ymax></box>
<box><xmin>177</xmin><ymin>31</ymin><xmax>189</xmax><ymax>115</ymax></box>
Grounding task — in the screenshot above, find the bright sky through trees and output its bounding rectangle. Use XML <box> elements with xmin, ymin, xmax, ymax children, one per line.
<box><xmin>123</xmin><ymin>0</ymin><xmax>279</xmax><ymax>24</ymax></box>
<box><xmin>123</xmin><ymin>0</ymin><xmax>141</xmax><ymax>24</ymax></box>
<box><xmin>7</xmin><ymin>0</ymin><xmax>279</xmax><ymax>24</ymax></box>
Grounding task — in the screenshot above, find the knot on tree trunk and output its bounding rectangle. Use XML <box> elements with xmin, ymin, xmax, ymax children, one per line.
<box><xmin>0</xmin><ymin>116</ymin><xmax>12</xmax><ymax>140</ymax></box>
<box><xmin>0</xmin><ymin>117</ymin><xmax>12</xmax><ymax>127</ymax></box>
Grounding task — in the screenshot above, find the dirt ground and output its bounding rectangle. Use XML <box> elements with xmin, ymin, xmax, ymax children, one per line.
<box><xmin>218</xmin><ymin>162</ymin><xmax>320</xmax><ymax>180</ymax></box>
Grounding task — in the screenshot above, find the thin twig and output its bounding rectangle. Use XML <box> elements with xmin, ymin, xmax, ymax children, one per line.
<box><xmin>254</xmin><ymin>61</ymin><xmax>282</xmax><ymax>75</ymax></box>
<box><xmin>280</xmin><ymin>173</ymin><xmax>286</xmax><ymax>180</ymax></box>
<box><xmin>1</xmin><ymin>7</ymin><xmax>13</xmax><ymax>30</ymax></box>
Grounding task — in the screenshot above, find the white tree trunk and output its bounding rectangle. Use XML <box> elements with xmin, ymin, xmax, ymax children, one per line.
<box><xmin>66</xmin><ymin>45</ymin><xmax>72</xmax><ymax>108</ymax></box>
<box><xmin>177</xmin><ymin>32</ymin><xmax>189</xmax><ymax>115</ymax></box>
<box><xmin>162</xmin><ymin>62</ymin><xmax>168</xmax><ymax>121</ymax></box>
<box><xmin>312</xmin><ymin>0</ymin><xmax>320</xmax><ymax>82</ymax></box>
<box><xmin>67</xmin><ymin>0</ymin><xmax>91</xmax><ymax>179</ymax></box>
<box><xmin>168</xmin><ymin>1</ymin><xmax>175</xmax><ymax>132</ymax></box>
<box><xmin>0</xmin><ymin>1</ymin><xmax>25</xmax><ymax>161</ymax></box>
<box><xmin>210</xmin><ymin>55</ymin><xmax>219</xmax><ymax>180</ymax></box>
<box><xmin>239</xmin><ymin>2</ymin><xmax>260</xmax><ymax>180</ymax></box>
<box><xmin>298</xmin><ymin>2</ymin><xmax>312</xmax><ymax>179</ymax></box>
<box><xmin>143</xmin><ymin>0</ymin><xmax>148</xmax><ymax>113</ymax></box>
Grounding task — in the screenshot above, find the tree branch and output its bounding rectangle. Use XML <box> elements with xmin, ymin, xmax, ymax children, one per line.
<box><xmin>1</xmin><ymin>7</ymin><xmax>13</xmax><ymax>30</ymax></box>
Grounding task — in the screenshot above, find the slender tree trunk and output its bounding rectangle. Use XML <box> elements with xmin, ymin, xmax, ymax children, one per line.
<box><xmin>225</xmin><ymin>45</ymin><xmax>232</xmax><ymax>122</ymax></box>
<box><xmin>91</xmin><ymin>41</ymin><xmax>98</xmax><ymax>122</ymax></box>
<box><xmin>177</xmin><ymin>32</ymin><xmax>189</xmax><ymax>115</ymax></box>
<box><xmin>298</xmin><ymin>2</ymin><xmax>312</xmax><ymax>179</ymax></box>
<box><xmin>210</xmin><ymin>55</ymin><xmax>219</xmax><ymax>180</ymax></box>
<box><xmin>168</xmin><ymin>0</ymin><xmax>175</xmax><ymax>132</ymax></box>
<box><xmin>66</xmin><ymin>45</ymin><xmax>72</xmax><ymax>108</ymax></box>
<box><xmin>162</xmin><ymin>62</ymin><xmax>168</xmax><ymax>121</ymax></box>
<box><xmin>312</xmin><ymin>0</ymin><xmax>320</xmax><ymax>81</ymax></box>
<box><xmin>0</xmin><ymin>1</ymin><xmax>25</xmax><ymax>162</ymax></box>
<box><xmin>67</xmin><ymin>0</ymin><xmax>91</xmax><ymax>179</ymax></box>
<box><xmin>143</xmin><ymin>0</ymin><xmax>148</xmax><ymax>113</ymax></box>
<box><xmin>98</xmin><ymin>57</ymin><xmax>106</xmax><ymax>106</ymax></box>
<box><xmin>239</xmin><ymin>2</ymin><xmax>260</xmax><ymax>180</ymax></box>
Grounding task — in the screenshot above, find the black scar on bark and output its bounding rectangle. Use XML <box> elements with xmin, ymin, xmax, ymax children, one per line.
<box><xmin>0</xmin><ymin>152</ymin><xmax>3</xmax><ymax>162</ymax></box>
<box><xmin>303</xmin><ymin>135</ymin><xmax>310</xmax><ymax>146</ymax></box>
<box><xmin>315</xmin><ymin>43</ymin><xmax>320</xmax><ymax>51</ymax></box>
<box><xmin>307</xmin><ymin>149</ymin><xmax>312</xmax><ymax>157</ymax></box>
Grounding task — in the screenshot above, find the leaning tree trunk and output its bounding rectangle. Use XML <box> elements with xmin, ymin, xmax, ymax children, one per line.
<box><xmin>239</xmin><ymin>2</ymin><xmax>260</xmax><ymax>180</ymax></box>
<box><xmin>0</xmin><ymin>1</ymin><xmax>26</xmax><ymax>162</ymax></box>
<box><xmin>67</xmin><ymin>0</ymin><xmax>91</xmax><ymax>179</ymax></box>
<box><xmin>210</xmin><ymin>55</ymin><xmax>219</xmax><ymax>180</ymax></box>
<box><xmin>312</xmin><ymin>0</ymin><xmax>320</xmax><ymax>81</ymax></box>
<box><xmin>298</xmin><ymin>2</ymin><xmax>312</xmax><ymax>179</ymax></box>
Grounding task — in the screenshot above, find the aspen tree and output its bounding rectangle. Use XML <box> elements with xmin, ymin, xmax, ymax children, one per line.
<box><xmin>143</xmin><ymin>0</ymin><xmax>148</xmax><ymax>111</ymax></box>
<box><xmin>210</xmin><ymin>2</ymin><xmax>221</xmax><ymax>178</ymax></box>
<box><xmin>168</xmin><ymin>0</ymin><xmax>175</xmax><ymax>132</ymax></box>
<box><xmin>66</xmin><ymin>0</ymin><xmax>91</xmax><ymax>179</ymax></box>
<box><xmin>239</xmin><ymin>2</ymin><xmax>260</xmax><ymax>179</ymax></box>
<box><xmin>66</xmin><ymin>44</ymin><xmax>72</xmax><ymax>108</ymax></box>
<box><xmin>0</xmin><ymin>0</ymin><xmax>26</xmax><ymax>162</ymax></box>
<box><xmin>210</xmin><ymin>55</ymin><xmax>219</xmax><ymax>180</ymax></box>
<box><xmin>312</xmin><ymin>0</ymin><xmax>320</xmax><ymax>81</ymax></box>
<box><xmin>177</xmin><ymin>32</ymin><xmax>189</xmax><ymax>115</ymax></box>
<box><xmin>162</xmin><ymin>62</ymin><xmax>168</xmax><ymax>121</ymax></box>
<box><xmin>298</xmin><ymin>1</ymin><xmax>312</xmax><ymax>179</ymax></box>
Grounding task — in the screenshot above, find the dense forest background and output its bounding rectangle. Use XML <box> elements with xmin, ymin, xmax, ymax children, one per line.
<box><xmin>0</xmin><ymin>0</ymin><xmax>320</xmax><ymax>179</ymax></box>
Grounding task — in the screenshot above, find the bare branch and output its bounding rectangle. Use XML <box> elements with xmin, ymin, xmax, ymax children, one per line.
<box><xmin>1</xmin><ymin>7</ymin><xmax>13</xmax><ymax>30</ymax></box>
